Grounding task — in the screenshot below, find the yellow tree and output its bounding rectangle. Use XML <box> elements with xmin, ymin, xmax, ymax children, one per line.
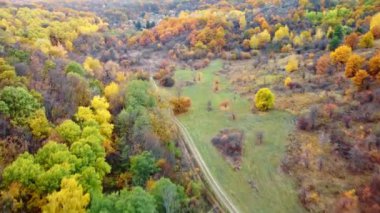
<box><xmin>330</xmin><ymin>45</ymin><xmax>352</xmax><ymax>71</ymax></box>
<box><xmin>254</xmin><ymin>88</ymin><xmax>275</xmax><ymax>111</ymax></box>
<box><xmin>286</xmin><ymin>56</ymin><xmax>299</xmax><ymax>73</ymax></box>
<box><xmin>239</xmin><ymin>15</ymin><xmax>247</xmax><ymax>31</ymax></box>
<box><xmin>104</xmin><ymin>82</ymin><xmax>122</xmax><ymax>110</ymax></box>
<box><xmin>345</xmin><ymin>54</ymin><xmax>365</xmax><ymax>78</ymax></box>
<box><xmin>49</xmin><ymin>44</ymin><xmax>67</xmax><ymax>57</ymax></box>
<box><xmin>300</xmin><ymin>30</ymin><xmax>312</xmax><ymax>43</ymax></box>
<box><xmin>104</xmin><ymin>82</ymin><xmax>120</xmax><ymax>100</ymax></box>
<box><xmin>299</xmin><ymin>0</ymin><xmax>309</xmax><ymax>8</ymax></box>
<box><xmin>91</xmin><ymin>96</ymin><xmax>113</xmax><ymax>138</ymax></box>
<box><xmin>359</xmin><ymin>32</ymin><xmax>374</xmax><ymax>48</ymax></box>
<box><xmin>250</xmin><ymin>30</ymin><xmax>271</xmax><ymax>49</ymax></box>
<box><xmin>258</xmin><ymin>30</ymin><xmax>271</xmax><ymax>45</ymax></box>
<box><xmin>314</xmin><ymin>28</ymin><xmax>324</xmax><ymax>40</ymax></box>
<box><xmin>28</xmin><ymin>109</ymin><xmax>51</xmax><ymax>139</ymax></box>
<box><xmin>284</xmin><ymin>77</ymin><xmax>292</xmax><ymax>87</ymax></box>
<box><xmin>274</xmin><ymin>25</ymin><xmax>290</xmax><ymax>41</ymax></box>
<box><xmin>249</xmin><ymin>34</ymin><xmax>260</xmax><ymax>49</ymax></box>
<box><xmin>293</xmin><ymin>35</ymin><xmax>303</xmax><ymax>46</ymax></box>
<box><xmin>91</xmin><ymin>96</ymin><xmax>111</xmax><ymax>123</ymax></box>
<box><xmin>242</xmin><ymin>39</ymin><xmax>251</xmax><ymax>50</ymax></box>
<box><xmin>75</xmin><ymin>106</ymin><xmax>95</xmax><ymax>123</ymax></box>
<box><xmin>75</xmin><ymin>96</ymin><xmax>114</xmax><ymax>139</ymax></box>
<box><xmin>83</xmin><ymin>56</ymin><xmax>102</xmax><ymax>77</ymax></box>
<box><xmin>42</xmin><ymin>177</ymin><xmax>90</xmax><ymax>213</ymax></box>
<box><xmin>370</xmin><ymin>12</ymin><xmax>380</xmax><ymax>29</ymax></box>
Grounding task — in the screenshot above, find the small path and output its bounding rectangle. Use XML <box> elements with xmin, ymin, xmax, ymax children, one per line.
<box><xmin>150</xmin><ymin>76</ymin><xmax>240</xmax><ymax>213</ymax></box>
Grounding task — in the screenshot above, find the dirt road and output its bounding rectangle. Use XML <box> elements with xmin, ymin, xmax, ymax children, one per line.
<box><xmin>150</xmin><ymin>77</ymin><xmax>240</xmax><ymax>213</ymax></box>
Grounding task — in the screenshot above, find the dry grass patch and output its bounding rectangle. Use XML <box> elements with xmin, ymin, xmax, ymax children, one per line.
<box><xmin>276</xmin><ymin>92</ymin><xmax>324</xmax><ymax>114</ymax></box>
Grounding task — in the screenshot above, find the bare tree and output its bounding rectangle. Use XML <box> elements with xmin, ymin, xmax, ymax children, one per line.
<box><xmin>256</xmin><ymin>131</ymin><xmax>264</xmax><ymax>145</ymax></box>
<box><xmin>207</xmin><ymin>100</ymin><xmax>212</xmax><ymax>111</ymax></box>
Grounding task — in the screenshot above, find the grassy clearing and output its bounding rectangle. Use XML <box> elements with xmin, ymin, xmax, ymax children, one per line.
<box><xmin>165</xmin><ymin>60</ymin><xmax>304</xmax><ymax>212</ymax></box>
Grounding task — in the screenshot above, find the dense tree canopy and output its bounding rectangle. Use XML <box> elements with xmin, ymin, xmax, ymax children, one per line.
<box><xmin>0</xmin><ymin>0</ymin><xmax>379</xmax><ymax>212</ymax></box>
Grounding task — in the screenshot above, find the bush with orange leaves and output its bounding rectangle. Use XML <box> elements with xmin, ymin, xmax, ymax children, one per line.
<box><xmin>369</xmin><ymin>53</ymin><xmax>380</xmax><ymax>76</ymax></box>
<box><xmin>170</xmin><ymin>96</ymin><xmax>192</xmax><ymax>115</ymax></box>
<box><xmin>254</xmin><ymin>16</ymin><xmax>271</xmax><ymax>31</ymax></box>
<box><xmin>138</xmin><ymin>30</ymin><xmax>156</xmax><ymax>46</ymax></box>
<box><xmin>345</xmin><ymin>54</ymin><xmax>365</xmax><ymax>78</ymax></box>
<box><xmin>153</xmin><ymin>69</ymin><xmax>171</xmax><ymax>80</ymax></box>
<box><xmin>344</xmin><ymin>32</ymin><xmax>359</xmax><ymax>49</ymax></box>
<box><xmin>352</xmin><ymin>69</ymin><xmax>369</xmax><ymax>87</ymax></box>
<box><xmin>316</xmin><ymin>54</ymin><xmax>331</xmax><ymax>75</ymax></box>
<box><xmin>371</xmin><ymin>25</ymin><xmax>380</xmax><ymax>39</ymax></box>
<box><xmin>116</xmin><ymin>172</ymin><xmax>132</xmax><ymax>189</ymax></box>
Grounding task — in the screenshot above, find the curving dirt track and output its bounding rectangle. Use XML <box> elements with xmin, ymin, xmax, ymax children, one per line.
<box><xmin>150</xmin><ymin>76</ymin><xmax>240</xmax><ymax>213</ymax></box>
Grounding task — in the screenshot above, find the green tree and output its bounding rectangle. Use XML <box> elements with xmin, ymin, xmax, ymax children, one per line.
<box><xmin>0</xmin><ymin>86</ymin><xmax>40</xmax><ymax>123</ymax></box>
<box><xmin>65</xmin><ymin>62</ymin><xmax>86</xmax><ymax>76</ymax></box>
<box><xmin>150</xmin><ymin>178</ymin><xmax>188</xmax><ymax>213</ymax></box>
<box><xmin>0</xmin><ymin>58</ymin><xmax>27</xmax><ymax>88</ymax></box>
<box><xmin>2</xmin><ymin>136</ymin><xmax>109</xmax><ymax>195</ymax></box>
<box><xmin>329</xmin><ymin>36</ymin><xmax>341</xmax><ymax>50</ymax></box>
<box><xmin>70</xmin><ymin>134</ymin><xmax>111</xmax><ymax>177</ymax></box>
<box><xmin>34</xmin><ymin>142</ymin><xmax>78</xmax><ymax>192</ymax></box>
<box><xmin>130</xmin><ymin>151</ymin><xmax>159</xmax><ymax>186</ymax></box>
<box><xmin>34</xmin><ymin>142</ymin><xmax>77</xmax><ymax>171</ymax></box>
<box><xmin>8</xmin><ymin>49</ymin><xmax>30</xmax><ymax>63</ymax></box>
<box><xmin>0</xmin><ymin>100</ymin><xmax>9</xmax><ymax>116</ymax></box>
<box><xmin>90</xmin><ymin>187</ymin><xmax>156</xmax><ymax>213</ymax></box>
<box><xmin>77</xmin><ymin>167</ymin><xmax>103</xmax><ymax>194</ymax></box>
<box><xmin>333</xmin><ymin>25</ymin><xmax>344</xmax><ymax>41</ymax></box>
<box><xmin>36</xmin><ymin>164</ymin><xmax>72</xmax><ymax>193</ymax></box>
<box><xmin>56</xmin><ymin>120</ymin><xmax>81</xmax><ymax>144</ymax></box>
<box><xmin>2</xmin><ymin>153</ymin><xmax>43</xmax><ymax>188</ymax></box>
<box><xmin>89</xmin><ymin>193</ymin><xmax>115</xmax><ymax>213</ymax></box>
<box><xmin>254</xmin><ymin>88</ymin><xmax>275</xmax><ymax>111</ymax></box>
<box><xmin>329</xmin><ymin>25</ymin><xmax>345</xmax><ymax>50</ymax></box>
<box><xmin>3</xmin><ymin>142</ymin><xmax>77</xmax><ymax>193</ymax></box>
<box><xmin>125</xmin><ymin>80</ymin><xmax>155</xmax><ymax>109</ymax></box>
<box><xmin>115</xmin><ymin>187</ymin><xmax>156</xmax><ymax>213</ymax></box>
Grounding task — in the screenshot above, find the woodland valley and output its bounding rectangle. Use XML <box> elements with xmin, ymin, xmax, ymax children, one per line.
<box><xmin>0</xmin><ymin>0</ymin><xmax>379</xmax><ymax>212</ymax></box>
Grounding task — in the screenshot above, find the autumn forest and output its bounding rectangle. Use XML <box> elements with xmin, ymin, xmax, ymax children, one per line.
<box><xmin>0</xmin><ymin>0</ymin><xmax>379</xmax><ymax>212</ymax></box>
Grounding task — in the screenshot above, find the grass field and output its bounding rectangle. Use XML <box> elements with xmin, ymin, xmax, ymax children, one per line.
<box><xmin>168</xmin><ymin>60</ymin><xmax>305</xmax><ymax>213</ymax></box>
